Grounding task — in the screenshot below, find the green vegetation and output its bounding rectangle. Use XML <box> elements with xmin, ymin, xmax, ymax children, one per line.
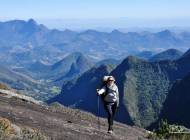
<box><xmin>50</xmin><ymin>86</ymin><xmax>61</xmax><ymax>94</ymax></box>
<box><xmin>17</xmin><ymin>128</ymin><xmax>46</xmax><ymax>140</ymax></box>
<box><xmin>135</xmin><ymin>64</ymin><xmax>170</xmax><ymax>127</ymax></box>
<box><xmin>160</xmin><ymin>73</ymin><xmax>190</xmax><ymax>129</ymax></box>
<box><xmin>0</xmin><ymin>117</ymin><xmax>46</xmax><ymax>140</ymax></box>
<box><xmin>0</xmin><ymin>117</ymin><xmax>14</xmax><ymax>140</ymax></box>
<box><xmin>52</xmin><ymin>53</ymin><xmax>190</xmax><ymax>129</ymax></box>
<box><xmin>0</xmin><ymin>66</ymin><xmax>56</xmax><ymax>101</ymax></box>
<box><xmin>0</xmin><ymin>83</ymin><xmax>9</xmax><ymax>90</ymax></box>
<box><xmin>113</xmin><ymin>57</ymin><xmax>170</xmax><ymax>127</ymax></box>
<box><xmin>147</xmin><ymin>120</ymin><xmax>190</xmax><ymax>140</ymax></box>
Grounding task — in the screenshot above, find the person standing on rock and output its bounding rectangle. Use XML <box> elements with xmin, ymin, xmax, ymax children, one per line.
<box><xmin>96</xmin><ymin>76</ymin><xmax>119</xmax><ymax>134</ymax></box>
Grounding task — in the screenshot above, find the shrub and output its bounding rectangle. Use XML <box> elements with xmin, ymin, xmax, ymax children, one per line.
<box><xmin>0</xmin><ymin>117</ymin><xmax>46</xmax><ymax>140</ymax></box>
<box><xmin>0</xmin><ymin>117</ymin><xmax>14</xmax><ymax>139</ymax></box>
<box><xmin>147</xmin><ymin>119</ymin><xmax>190</xmax><ymax>140</ymax></box>
<box><xmin>19</xmin><ymin>128</ymin><xmax>46</xmax><ymax>140</ymax></box>
<box><xmin>0</xmin><ymin>83</ymin><xmax>9</xmax><ymax>90</ymax></box>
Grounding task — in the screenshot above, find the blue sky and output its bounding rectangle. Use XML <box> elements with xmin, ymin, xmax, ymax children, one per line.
<box><xmin>0</xmin><ymin>0</ymin><xmax>190</xmax><ymax>29</ymax></box>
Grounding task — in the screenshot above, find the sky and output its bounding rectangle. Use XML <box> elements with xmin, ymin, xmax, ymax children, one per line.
<box><xmin>0</xmin><ymin>0</ymin><xmax>190</xmax><ymax>30</ymax></box>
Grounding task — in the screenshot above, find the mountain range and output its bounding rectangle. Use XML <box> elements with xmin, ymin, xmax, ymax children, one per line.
<box><xmin>0</xmin><ymin>19</ymin><xmax>190</xmax><ymax>67</ymax></box>
<box><xmin>13</xmin><ymin>52</ymin><xmax>94</xmax><ymax>87</ymax></box>
<box><xmin>0</xmin><ymin>52</ymin><xmax>94</xmax><ymax>101</ymax></box>
<box><xmin>48</xmin><ymin>48</ymin><xmax>190</xmax><ymax>129</ymax></box>
<box><xmin>1</xmin><ymin>18</ymin><xmax>190</xmax><ymax>131</ymax></box>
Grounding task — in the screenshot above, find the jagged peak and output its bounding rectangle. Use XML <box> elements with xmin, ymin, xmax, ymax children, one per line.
<box><xmin>62</xmin><ymin>29</ymin><xmax>75</xmax><ymax>34</ymax></box>
<box><xmin>157</xmin><ymin>29</ymin><xmax>172</xmax><ymax>35</ymax></box>
<box><xmin>149</xmin><ymin>48</ymin><xmax>183</xmax><ymax>62</ymax></box>
<box><xmin>111</xmin><ymin>29</ymin><xmax>121</xmax><ymax>34</ymax></box>
<box><xmin>113</xmin><ymin>55</ymin><xmax>146</xmax><ymax>72</ymax></box>
<box><xmin>4</xmin><ymin>19</ymin><xmax>26</xmax><ymax>25</ymax></box>
<box><xmin>1</xmin><ymin>19</ymin><xmax>48</xmax><ymax>32</ymax></box>
<box><xmin>154</xmin><ymin>48</ymin><xmax>182</xmax><ymax>57</ymax></box>
<box><xmin>155</xmin><ymin>29</ymin><xmax>174</xmax><ymax>37</ymax></box>
<box><xmin>79</xmin><ymin>29</ymin><xmax>101</xmax><ymax>35</ymax></box>
<box><xmin>84</xmin><ymin>29</ymin><xmax>98</xmax><ymax>33</ymax></box>
<box><xmin>70</xmin><ymin>51</ymin><xmax>84</xmax><ymax>57</ymax></box>
<box><xmin>51</xmin><ymin>51</ymin><xmax>91</xmax><ymax>71</ymax></box>
<box><xmin>3</xmin><ymin>19</ymin><xmax>37</xmax><ymax>26</ymax></box>
<box><xmin>124</xmin><ymin>55</ymin><xmax>145</xmax><ymax>64</ymax></box>
<box><xmin>57</xmin><ymin>52</ymin><xmax>84</xmax><ymax>63</ymax></box>
<box><xmin>67</xmin><ymin>52</ymin><xmax>88</xmax><ymax>63</ymax></box>
<box><xmin>97</xmin><ymin>63</ymin><xmax>115</xmax><ymax>73</ymax></box>
<box><xmin>164</xmin><ymin>48</ymin><xmax>181</xmax><ymax>53</ymax></box>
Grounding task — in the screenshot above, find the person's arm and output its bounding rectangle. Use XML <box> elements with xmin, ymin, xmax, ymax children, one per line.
<box><xmin>116</xmin><ymin>86</ymin><xmax>119</xmax><ymax>107</ymax></box>
<box><xmin>97</xmin><ymin>86</ymin><xmax>106</xmax><ymax>96</ymax></box>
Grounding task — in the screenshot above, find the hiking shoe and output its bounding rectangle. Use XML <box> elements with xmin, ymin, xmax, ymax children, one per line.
<box><xmin>107</xmin><ymin>130</ymin><xmax>113</xmax><ymax>134</ymax></box>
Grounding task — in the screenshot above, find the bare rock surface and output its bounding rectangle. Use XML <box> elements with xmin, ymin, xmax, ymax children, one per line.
<box><xmin>0</xmin><ymin>89</ymin><xmax>148</xmax><ymax>140</ymax></box>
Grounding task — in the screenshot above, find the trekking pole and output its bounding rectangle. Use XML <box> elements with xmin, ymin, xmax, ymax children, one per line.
<box><xmin>97</xmin><ymin>95</ymin><xmax>100</xmax><ymax>130</ymax></box>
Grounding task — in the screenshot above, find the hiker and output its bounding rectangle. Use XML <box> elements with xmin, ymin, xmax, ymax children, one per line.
<box><xmin>96</xmin><ymin>76</ymin><xmax>119</xmax><ymax>134</ymax></box>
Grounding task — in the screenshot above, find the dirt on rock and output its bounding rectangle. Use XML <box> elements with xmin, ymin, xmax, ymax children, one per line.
<box><xmin>0</xmin><ymin>93</ymin><xmax>148</xmax><ymax>140</ymax></box>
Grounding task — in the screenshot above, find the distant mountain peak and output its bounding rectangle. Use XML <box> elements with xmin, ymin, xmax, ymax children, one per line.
<box><xmin>116</xmin><ymin>55</ymin><xmax>145</xmax><ymax>71</ymax></box>
<box><xmin>136</xmin><ymin>51</ymin><xmax>154</xmax><ymax>60</ymax></box>
<box><xmin>158</xmin><ymin>29</ymin><xmax>171</xmax><ymax>34</ymax></box>
<box><xmin>96</xmin><ymin>63</ymin><xmax>116</xmax><ymax>73</ymax></box>
<box><xmin>150</xmin><ymin>48</ymin><xmax>183</xmax><ymax>61</ymax></box>
<box><xmin>111</xmin><ymin>29</ymin><xmax>121</xmax><ymax>33</ymax></box>
<box><xmin>156</xmin><ymin>29</ymin><xmax>173</xmax><ymax>37</ymax></box>
<box><xmin>80</xmin><ymin>29</ymin><xmax>100</xmax><ymax>35</ymax></box>
<box><xmin>70</xmin><ymin>51</ymin><xmax>83</xmax><ymax>57</ymax></box>
<box><xmin>111</xmin><ymin>29</ymin><xmax>124</xmax><ymax>35</ymax></box>
<box><xmin>50</xmin><ymin>51</ymin><xmax>94</xmax><ymax>81</ymax></box>
<box><xmin>27</xmin><ymin>18</ymin><xmax>37</xmax><ymax>25</ymax></box>
<box><xmin>160</xmin><ymin>48</ymin><xmax>183</xmax><ymax>55</ymax></box>
<box><xmin>166</xmin><ymin>48</ymin><xmax>180</xmax><ymax>52</ymax></box>
<box><xmin>85</xmin><ymin>29</ymin><xmax>97</xmax><ymax>33</ymax></box>
<box><xmin>126</xmin><ymin>55</ymin><xmax>144</xmax><ymax>64</ymax></box>
<box><xmin>63</xmin><ymin>29</ymin><xmax>75</xmax><ymax>33</ymax></box>
<box><xmin>62</xmin><ymin>52</ymin><xmax>87</xmax><ymax>62</ymax></box>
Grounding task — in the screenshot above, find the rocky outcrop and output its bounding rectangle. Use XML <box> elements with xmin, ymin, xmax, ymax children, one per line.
<box><xmin>0</xmin><ymin>89</ymin><xmax>148</xmax><ymax>140</ymax></box>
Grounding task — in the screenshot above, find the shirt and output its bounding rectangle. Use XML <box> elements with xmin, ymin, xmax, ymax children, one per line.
<box><xmin>97</xmin><ymin>83</ymin><xmax>119</xmax><ymax>103</ymax></box>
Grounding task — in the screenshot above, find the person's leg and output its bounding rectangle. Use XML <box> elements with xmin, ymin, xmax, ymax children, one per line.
<box><xmin>110</xmin><ymin>102</ymin><xmax>117</xmax><ymax>130</ymax></box>
<box><xmin>112</xmin><ymin>102</ymin><xmax>117</xmax><ymax>117</ymax></box>
<box><xmin>105</xmin><ymin>103</ymin><xmax>114</xmax><ymax>131</ymax></box>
